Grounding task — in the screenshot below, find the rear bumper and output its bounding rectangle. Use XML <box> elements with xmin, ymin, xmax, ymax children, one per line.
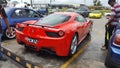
<box><xmin>15</xmin><ymin>30</ymin><xmax>71</xmax><ymax>56</ymax></box>
<box><xmin>110</xmin><ymin>46</ymin><xmax>120</xmax><ymax>64</ymax></box>
<box><xmin>106</xmin><ymin>46</ymin><xmax>120</xmax><ymax>68</ymax></box>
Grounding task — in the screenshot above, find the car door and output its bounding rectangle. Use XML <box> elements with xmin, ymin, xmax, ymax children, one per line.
<box><xmin>23</xmin><ymin>9</ymin><xmax>42</xmax><ymax>20</ymax></box>
<box><xmin>75</xmin><ymin>15</ymin><xmax>88</xmax><ymax>40</ymax></box>
<box><xmin>10</xmin><ymin>8</ymin><xmax>41</xmax><ymax>26</ymax></box>
<box><xmin>10</xmin><ymin>8</ymin><xmax>28</xmax><ymax>25</ymax></box>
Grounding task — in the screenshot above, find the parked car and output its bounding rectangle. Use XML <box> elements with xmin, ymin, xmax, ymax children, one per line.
<box><xmin>2</xmin><ymin>7</ymin><xmax>43</xmax><ymax>39</ymax></box>
<box><xmin>89</xmin><ymin>11</ymin><xmax>102</xmax><ymax>18</ymax></box>
<box><xmin>50</xmin><ymin>8</ymin><xmax>59</xmax><ymax>14</ymax></box>
<box><xmin>76</xmin><ymin>6</ymin><xmax>90</xmax><ymax>17</ymax></box>
<box><xmin>105</xmin><ymin>24</ymin><xmax>120</xmax><ymax>68</ymax></box>
<box><xmin>36</xmin><ymin>7</ymin><xmax>48</xmax><ymax>15</ymax></box>
<box><xmin>104</xmin><ymin>12</ymin><xmax>111</xmax><ymax>19</ymax></box>
<box><xmin>15</xmin><ymin>12</ymin><xmax>93</xmax><ymax>56</ymax></box>
<box><xmin>65</xmin><ymin>8</ymin><xmax>75</xmax><ymax>12</ymax></box>
<box><xmin>104</xmin><ymin>12</ymin><xmax>111</xmax><ymax>16</ymax></box>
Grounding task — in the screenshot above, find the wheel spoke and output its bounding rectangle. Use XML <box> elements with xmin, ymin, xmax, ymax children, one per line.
<box><xmin>71</xmin><ymin>35</ymin><xmax>78</xmax><ymax>55</ymax></box>
<box><xmin>5</xmin><ymin>27</ymin><xmax>16</xmax><ymax>38</ymax></box>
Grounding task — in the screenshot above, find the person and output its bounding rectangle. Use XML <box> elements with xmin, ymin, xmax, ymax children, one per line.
<box><xmin>0</xmin><ymin>4</ymin><xmax>11</xmax><ymax>61</ymax></box>
<box><xmin>101</xmin><ymin>0</ymin><xmax>120</xmax><ymax>50</ymax></box>
<box><xmin>26</xmin><ymin>4</ymin><xmax>32</xmax><ymax>9</ymax></box>
<box><xmin>45</xmin><ymin>7</ymin><xmax>48</xmax><ymax>15</ymax></box>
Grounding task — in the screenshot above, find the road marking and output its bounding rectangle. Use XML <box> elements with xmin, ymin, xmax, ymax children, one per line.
<box><xmin>34</xmin><ymin>66</ymin><xmax>40</xmax><ymax>68</ymax></box>
<box><xmin>16</xmin><ymin>57</ymin><xmax>20</xmax><ymax>62</ymax></box>
<box><xmin>60</xmin><ymin>41</ymin><xmax>90</xmax><ymax>68</ymax></box>
<box><xmin>1</xmin><ymin>47</ymin><xmax>40</xmax><ymax>68</ymax></box>
<box><xmin>7</xmin><ymin>52</ymin><xmax>11</xmax><ymax>56</ymax></box>
<box><xmin>26</xmin><ymin>63</ymin><xmax>32</xmax><ymax>68</ymax></box>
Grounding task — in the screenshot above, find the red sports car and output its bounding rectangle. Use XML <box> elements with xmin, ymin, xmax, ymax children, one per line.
<box><xmin>15</xmin><ymin>12</ymin><xmax>93</xmax><ymax>56</ymax></box>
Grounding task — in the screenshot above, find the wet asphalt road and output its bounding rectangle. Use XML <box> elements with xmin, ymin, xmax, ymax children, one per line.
<box><xmin>0</xmin><ymin>16</ymin><xmax>108</xmax><ymax>68</ymax></box>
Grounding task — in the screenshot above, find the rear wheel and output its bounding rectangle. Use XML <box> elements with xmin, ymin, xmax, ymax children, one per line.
<box><xmin>69</xmin><ymin>34</ymin><xmax>78</xmax><ymax>56</ymax></box>
<box><xmin>105</xmin><ymin>52</ymin><xmax>114</xmax><ymax>68</ymax></box>
<box><xmin>88</xmin><ymin>24</ymin><xmax>93</xmax><ymax>36</ymax></box>
<box><xmin>4</xmin><ymin>26</ymin><xmax>15</xmax><ymax>39</ymax></box>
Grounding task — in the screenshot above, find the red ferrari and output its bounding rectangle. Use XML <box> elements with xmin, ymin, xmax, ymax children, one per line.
<box><xmin>15</xmin><ymin>12</ymin><xmax>93</xmax><ymax>56</ymax></box>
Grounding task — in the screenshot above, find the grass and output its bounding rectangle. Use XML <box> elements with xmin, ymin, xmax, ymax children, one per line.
<box><xmin>99</xmin><ymin>10</ymin><xmax>111</xmax><ymax>15</ymax></box>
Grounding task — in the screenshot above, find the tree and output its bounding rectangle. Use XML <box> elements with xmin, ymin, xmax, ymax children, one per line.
<box><xmin>97</xmin><ymin>1</ymin><xmax>102</xmax><ymax>6</ymax></box>
<box><xmin>93</xmin><ymin>0</ymin><xmax>97</xmax><ymax>6</ymax></box>
<box><xmin>93</xmin><ymin>0</ymin><xmax>102</xmax><ymax>6</ymax></box>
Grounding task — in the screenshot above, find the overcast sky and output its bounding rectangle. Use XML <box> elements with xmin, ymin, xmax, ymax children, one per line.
<box><xmin>10</xmin><ymin>0</ymin><xmax>120</xmax><ymax>7</ymax></box>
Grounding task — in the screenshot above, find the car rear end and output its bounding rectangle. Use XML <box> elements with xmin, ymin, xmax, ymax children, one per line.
<box><xmin>15</xmin><ymin>13</ymin><xmax>73</xmax><ymax>56</ymax></box>
<box><xmin>105</xmin><ymin>28</ymin><xmax>120</xmax><ymax>68</ymax></box>
<box><xmin>15</xmin><ymin>25</ymin><xmax>69</xmax><ymax>56</ymax></box>
<box><xmin>89</xmin><ymin>12</ymin><xmax>101</xmax><ymax>18</ymax></box>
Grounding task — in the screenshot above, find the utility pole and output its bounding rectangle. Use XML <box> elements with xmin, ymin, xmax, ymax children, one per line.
<box><xmin>30</xmin><ymin>0</ymin><xmax>32</xmax><ymax>7</ymax></box>
<box><xmin>50</xmin><ymin>0</ymin><xmax>52</xmax><ymax>4</ymax></box>
<box><xmin>84</xmin><ymin>0</ymin><xmax>86</xmax><ymax>5</ymax></box>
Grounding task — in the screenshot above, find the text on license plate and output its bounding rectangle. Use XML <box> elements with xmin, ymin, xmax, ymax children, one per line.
<box><xmin>25</xmin><ymin>37</ymin><xmax>37</xmax><ymax>44</ymax></box>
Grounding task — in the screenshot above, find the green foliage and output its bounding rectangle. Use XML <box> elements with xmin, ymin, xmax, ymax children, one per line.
<box><xmin>99</xmin><ymin>10</ymin><xmax>111</xmax><ymax>15</ymax></box>
<box><xmin>97</xmin><ymin>1</ymin><xmax>102</xmax><ymax>6</ymax></box>
<box><xmin>93</xmin><ymin>0</ymin><xmax>102</xmax><ymax>6</ymax></box>
<box><xmin>93</xmin><ymin>0</ymin><xmax>97</xmax><ymax>6</ymax></box>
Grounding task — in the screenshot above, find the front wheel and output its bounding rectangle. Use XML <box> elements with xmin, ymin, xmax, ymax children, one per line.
<box><xmin>69</xmin><ymin>34</ymin><xmax>78</xmax><ymax>56</ymax></box>
<box><xmin>4</xmin><ymin>26</ymin><xmax>16</xmax><ymax>39</ymax></box>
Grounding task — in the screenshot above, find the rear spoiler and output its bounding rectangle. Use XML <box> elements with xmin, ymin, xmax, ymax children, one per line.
<box><xmin>26</xmin><ymin>24</ymin><xmax>54</xmax><ymax>28</ymax></box>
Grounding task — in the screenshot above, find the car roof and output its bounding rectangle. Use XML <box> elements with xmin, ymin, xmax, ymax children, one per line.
<box><xmin>54</xmin><ymin>12</ymin><xmax>78</xmax><ymax>17</ymax></box>
<box><xmin>5</xmin><ymin>7</ymin><xmax>31</xmax><ymax>10</ymax></box>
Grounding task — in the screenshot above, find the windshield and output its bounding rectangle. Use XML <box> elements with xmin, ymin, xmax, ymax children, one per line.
<box><xmin>36</xmin><ymin>14</ymin><xmax>70</xmax><ymax>26</ymax></box>
<box><xmin>4</xmin><ymin>8</ymin><xmax>10</xmax><ymax>13</ymax></box>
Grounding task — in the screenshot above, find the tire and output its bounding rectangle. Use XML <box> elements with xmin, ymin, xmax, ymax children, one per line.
<box><xmin>88</xmin><ymin>24</ymin><xmax>93</xmax><ymax>36</ymax></box>
<box><xmin>24</xmin><ymin>45</ymin><xmax>29</xmax><ymax>50</ymax></box>
<box><xmin>4</xmin><ymin>26</ymin><xmax>16</xmax><ymax>39</ymax></box>
<box><xmin>69</xmin><ymin>34</ymin><xmax>78</xmax><ymax>56</ymax></box>
<box><xmin>105</xmin><ymin>52</ymin><xmax>114</xmax><ymax>68</ymax></box>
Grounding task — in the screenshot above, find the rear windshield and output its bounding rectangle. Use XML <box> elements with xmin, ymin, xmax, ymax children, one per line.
<box><xmin>36</xmin><ymin>14</ymin><xmax>70</xmax><ymax>26</ymax></box>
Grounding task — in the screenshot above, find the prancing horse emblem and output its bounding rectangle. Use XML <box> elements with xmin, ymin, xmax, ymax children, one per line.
<box><xmin>32</xmin><ymin>30</ymin><xmax>34</xmax><ymax>33</ymax></box>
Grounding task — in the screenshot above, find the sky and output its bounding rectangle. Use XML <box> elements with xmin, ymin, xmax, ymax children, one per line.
<box><xmin>10</xmin><ymin>0</ymin><xmax>120</xmax><ymax>7</ymax></box>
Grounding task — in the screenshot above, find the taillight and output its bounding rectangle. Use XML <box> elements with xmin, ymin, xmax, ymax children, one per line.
<box><xmin>16</xmin><ymin>24</ymin><xmax>25</xmax><ymax>31</ymax></box>
<box><xmin>45</xmin><ymin>30</ymin><xmax>64</xmax><ymax>37</ymax></box>
<box><xmin>114</xmin><ymin>34</ymin><xmax>120</xmax><ymax>45</ymax></box>
<box><xmin>58</xmin><ymin>30</ymin><xmax>64</xmax><ymax>37</ymax></box>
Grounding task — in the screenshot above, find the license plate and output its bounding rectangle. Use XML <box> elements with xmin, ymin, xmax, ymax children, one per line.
<box><xmin>26</xmin><ymin>37</ymin><xmax>37</xmax><ymax>44</ymax></box>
